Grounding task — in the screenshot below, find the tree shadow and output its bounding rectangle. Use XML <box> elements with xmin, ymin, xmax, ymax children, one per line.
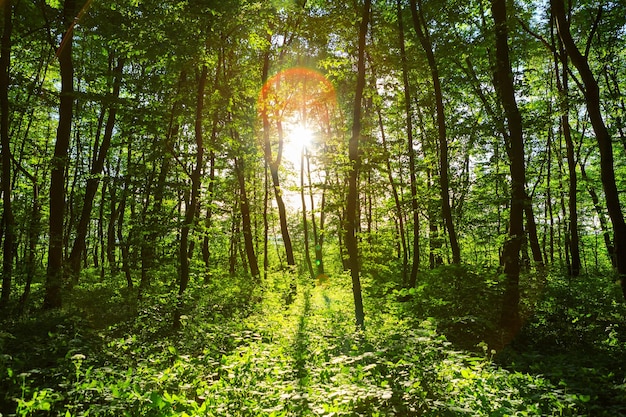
<box><xmin>290</xmin><ymin>287</ymin><xmax>312</xmax><ymax>416</ymax></box>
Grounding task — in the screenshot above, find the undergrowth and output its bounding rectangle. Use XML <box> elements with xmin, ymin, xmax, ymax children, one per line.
<box><xmin>0</xmin><ymin>266</ymin><xmax>624</xmax><ymax>416</ymax></box>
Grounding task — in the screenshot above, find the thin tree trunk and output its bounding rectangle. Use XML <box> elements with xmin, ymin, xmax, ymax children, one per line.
<box><xmin>0</xmin><ymin>0</ymin><xmax>14</xmax><ymax>308</ymax></box>
<box><xmin>550</xmin><ymin>17</ymin><xmax>581</xmax><ymax>276</ymax></box>
<box><xmin>306</xmin><ymin>151</ymin><xmax>324</xmax><ymax>277</ymax></box>
<box><xmin>301</xmin><ymin>149</ymin><xmax>314</xmax><ymax>280</ymax></box>
<box><xmin>117</xmin><ymin>173</ymin><xmax>132</xmax><ymax>289</ymax></box>
<box><xmin>552</xmin><ymin>0</ymin><xmax>626</xmax><ymax>295</ymax></box>
<box><xmin>491</xmin><ymin>0</ymin><xmax>526</xmax><ymax>339</ymax></box>
<box><xmin>377</xmin><ymin>105</ymin><xmax>407</xmax><ymax>282</ymax></box>
<box><xmin>397</xmin><ymin>0</ymin><xmax>419</xmax><ymax>286</ymax></box>
<box><xmin>409</xmin><ymin>0</ymin><xmax>460</xmax><ymax>264</ymax></box>
<box><xmin>260</xmin><ymin>49</ymin><xmax>295</xmax><ymax>266</ymax></box>
<box><xmin>44</xmin><ymin>0</ymin><xmax>78</xmax><ymax>309</ymax></box>
<box><xmin>234</xmin><ymin>154</ymin><xmax>260</xmax><ymax>278</ymax></box>
<box><xmin>524</xmin><ymin>196</ymin><xmax>544</xmax><ymax>267</ymax></box>
<box><xmin>11</xmin><ymin>159</ymin><xmax>41</xmax><ymax>310</ymax></box>
<box><xmin>580</xmin><ymin>157</ymin><xmax>617</xmax><ymax>267</ymax></box>
<box><xmin>345</xmin><ymin>0</ymin><xmax>370</xmax><ymax>329</ymax></box>
<box><xmin>179</xmin><ymin>65</ymin><xmax>207</xmax><ymax>296</ymax></box>
<box><xmin>67</xmin><ymin>56</ymin><xmax>123</xmax><ymax>281</ymax></box>
<box><xmin>263</xmin><ymin>161</ymin><xmax>269</xmax><ymax>279</ymax></box>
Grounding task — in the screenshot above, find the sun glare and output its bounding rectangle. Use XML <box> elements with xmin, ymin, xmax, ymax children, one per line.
<box><xmin>283</xmin><ymin>123</ymin><xmax>314</xmax><ymax>167</ymax></box>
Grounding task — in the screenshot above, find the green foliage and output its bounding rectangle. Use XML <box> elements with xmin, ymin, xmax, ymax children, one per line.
<box><xmin>3</xmin><ymin>267</ymin><xmax>621</xmax><ymax>416</ymax></box>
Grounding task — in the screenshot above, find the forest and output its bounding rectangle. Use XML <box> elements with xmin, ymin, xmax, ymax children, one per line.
<box><xmin>0</xmin><ymin>0</ymin><xmax>625</xmax><ymax>415</ymax></box>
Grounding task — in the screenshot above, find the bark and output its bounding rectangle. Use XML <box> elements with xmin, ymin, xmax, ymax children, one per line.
<box><xmin>377</xmin><ymin>106</ymin><xmax>407</xmax><ymax>282</ymax></box>
<box><xmin>397</xmin><ymin>0</ymin><xmax>419</xmax><ymax>286</ymax></box>
<box><xmin>263</xmin><ymin>161</ymin><xmax>269</xmax><ymax>279</ymax></box>
<box><xmin>67</xmin><ymin>56</ymin><xmax>123</xmax><ymax>281</ymax></box>
<box><xmin>301</xmin><ymin>149</ymin><xmax>314</xmax><ymax>280</ymax></box>
<box><xmin>260</xmin><ymin>48</ymin><xmax>295</xmax><ymax>266</ymax></box>
<box><xmin>11</xmin><ymin>159</ymin><xmax>41</xmax><ymax>310</ymax></box>
<box><xmin>409</xmin><ymin>0</ymin><xmax>460</xmax><ymax>264</ymax></box>
<box><xmin>580</xmin><ymin>158</ymin><xmax>617</xmax><ymax>268</ymax></box>
<box><xmin>552</xmin><ymin>0</ymin><xmax>626</xmax><ymax>294</ymax></box>
<box><xmin>0</xmin><ymin>0</ymin><xmax>14</xmax><ymax>308</ymax></box>
<box><xmin>524</xmin><ymin>195</ymin><xmax>544</xmax><ymax>267</ymax></box>
<box><xmin>548</xmin><ymin>15</ymin><xmax>581</xmax><ymax>275</ymax></box>
<box><xmin>345</xmin><ymin>0</ymin><xmax>370</xmax><ymax>329</ymax></box>
<box><xmin>44</xmin><ymin>0</ymin><xmax>77</xmax><ymax>309</ymax></box>
<box><xmin>307</xmin><ymin>152</ymin><xmax>324</xmax><ymax>276</ymax></box>
<box><xmin>491</xmin><ymin>0</ymin><xmax>525</xmax><ymax>339</ymax></box>
<box><xmin>234</xmin><ymin>154</ymin><xmax>260</xmax><ymax>278</ymax></box>
<box><xmin>179</xmin><ymin>65</ymin><xmax>207</xmax><ymax>296</ymax></box>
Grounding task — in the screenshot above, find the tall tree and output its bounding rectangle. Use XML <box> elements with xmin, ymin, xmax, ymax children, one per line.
<box><xmin>552</xmin><ymin>0</ymin><xmax>626</xmax><ymax>295</ymax></box>
<box><xmin>551</xmin><ymin>17</ymin><xmax>581</xmax><ymax>276</ymax></box>
<box><xmin>0</xmin><ymin>0</ymin><xmax>14</xmax><ymax>308</ymax></box>
<box><xmin>259</xmin><ymin>48</ymin><xmax>296</xmax><ymax>266</ymax></box>
<box><xmin>409</xmin><ymin>0</ymin><xmax>460</xmax><ymax>264</ymax></box>
<box><xmin>43</xmin><ymin>0</ymin><xmax>80</xmax><ymax>309</ymax></box>
<box><xmin>345</xmin><ymin>0</ymin><xmax>371</xmax><ymax>329</ymax></box>
<box><xmin>179</xmin><ymin>64</ymin><xmax>208</xmax><ymax>296</ymax></box>
<box><xmin>67</xmin><ymin>55</ymin><xmax>124</xmax><ymax>281</ymax></box>
<box><xmin>491</xmin><ymin>0</ymin><xmax>526</xmax><ymax>338</ymax></box>
<box><xmin>397</xmin><ymin>0</ymin><xmax>420</xmax><ymax>287</ymax></box>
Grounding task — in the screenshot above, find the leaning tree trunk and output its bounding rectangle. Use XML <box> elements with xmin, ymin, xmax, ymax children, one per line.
<box><xmin>552</xmin><ymin>0</ymin><xmax>626</xmax><ymax>295</ymax></box>
<box><xmin>345</xmin><ymin>0</ymin><xmax>371</xmax><ymax>330</ymax></box>
<box><xmin>260</xmin><ymin>50</ymin><xmax>295</xmax><ymax>266</ymax></box>
<box><xmin>67</xmin><ymin>56</ymin><xmax>123</xmax><ymax>282</ymax></box>
<box><xmin>491</xmin><ymin>0</ymin><xmax>526</xmax><ymax>340</ymax></box>
<box><xmin>409</xmin><ymin>0</ymin><xmax>460</xmax><ymax>265</ymax></box>
<box><xmin>377</xmin><ymin>106</ymin><xmax>407</xmax><ymax>283</ymax></box>
<box><xmin>44</xmin><ymin>0</ymin><xmax>78</xmax><ymax>309</ymax></box>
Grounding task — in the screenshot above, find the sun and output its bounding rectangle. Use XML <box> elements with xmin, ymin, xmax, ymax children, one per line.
<box><xmin>283</xmin><ymin>123</ymin><xmax>315</xmax><ymax>168</ymax></box>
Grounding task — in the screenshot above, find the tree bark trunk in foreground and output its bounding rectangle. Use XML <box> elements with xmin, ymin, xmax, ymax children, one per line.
<box><xmin>345</xmin><ymin>0</ymin><xmax>371</xmax><ymax>329</ymax></box>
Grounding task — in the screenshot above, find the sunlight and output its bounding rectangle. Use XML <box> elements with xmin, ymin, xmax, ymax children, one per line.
<box><xmin>283</xmin><ymin>123</ymin><xmax>314</xmax><ymax>167</ymax></box>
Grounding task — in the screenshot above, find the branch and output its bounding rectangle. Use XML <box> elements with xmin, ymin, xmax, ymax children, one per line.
<box><xmin>584</xmin><ymin>5</ymin><xmax>602</xmax><ymax>59</ymax></box>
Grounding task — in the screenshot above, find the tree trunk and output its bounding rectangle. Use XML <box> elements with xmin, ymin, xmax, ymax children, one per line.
<box><xmin>234</xmin><ymin>154</ymin><xmax>260</xmax><ymax>278</ymax></box>
<box><xmin>260</xmin><ymin>50</ymin><xmax>295</xmax><ymax>266</ymax></box>
<box><xmin>397</xmin><ymin>0</ymin><xmax>419</xmax><ymax>287</ymax></box>
<box><xmin>307</xmin><ymin>151</ymin><xmax>324</xmax><ymax>277</ymax></box>
<box><xmin>580</xmin><ymin>158</ymin><xmax>617</xmax><ymax>268</ymax></box>
<box><xmin>301</xmin><ymin>149</ymin><xmax>314</xmax><ymax>280</ymax></box>
<box><xmin>552</xmin><ymin>0</ymin><xmax>626</xmax><ymax>293</ymax></box>
<box><xmin>179</xmin><ymin>65</ymin><xmax>207</xmax><ymax>296</ymax></box>
<box><xmin>377</xmin><ymin>105</ymin><xmax>407</xmax><ymax>282</ymax></box>
<box><xmin>409</xmin><ymin>0</ymin><xmax>460</xmax><ymax>265</ymax></box>
<box><xmin>345</xmin><ymin>0</ymin><xmax>370</xmax><ymax>329</ymax></box>
<box><xmin>491</xmin><ymin>0</ymin><xmax>526</xmax><ymax>339</ymax></box>
<box><xmin>524</xmin><ymin>196</ymin><xmax>544</xmax><ymax>267</ymax></box>
<box><xmin>67</xmin><ymin>56</ymin><xmax>123</xmax><ymax>282</ymax></box>
<box><xmin>550</xmin><ymin>19</ymin><xmax>581</xmax><ymax>276</ymax></box>
<box><xmin>43</xmin><ymin>0</ymin><xmax>77</xmax><ymax>309</ymax></box>
<box><xmin>0</xmin><ymin>0</ymin><xmax>14</xmax><ymax>308</ymax></box>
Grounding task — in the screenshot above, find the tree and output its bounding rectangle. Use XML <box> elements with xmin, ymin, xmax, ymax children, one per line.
<box><xmin>67</xmin><ymin>55</ymin><xmax>124</xmax><ymax>282</ymax></box>
<box><xmin>43</xmin><ymin>0</ymin><xmax>80</xmax><ymax>309</ymax></box>
<box><xmin>0</xmin><ymin>0</ymin><xmax>13</xmax><ymax>308</ymax></box>
<box><xmin>409</xmin><ymin>0</ymin><xmax>461</xmax><ymax>265</ymax></box>
<box><xmin>345</xmin><ymin>0</ymin><xmax>371</xmax><ymax>329</ymax></box>
<box><xmin>491</xmin><ymin>0</ymin><xmax>526</xmax><ymax>339</ymax></box>
<box><xmin>552</xmin><ymin>0</ymin><xmax>626</xmax><ymax>296</ymax></box>
<box><xmin>397</xmin><ymin>0</ymin><xmax>420</xmax><ymax>287</ymax></box>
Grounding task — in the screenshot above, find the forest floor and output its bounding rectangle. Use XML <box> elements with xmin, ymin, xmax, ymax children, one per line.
<box><xmin>1</xmin><ymin>267</ymin><xmax>626</xmax><ymax>416</ymax></box>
